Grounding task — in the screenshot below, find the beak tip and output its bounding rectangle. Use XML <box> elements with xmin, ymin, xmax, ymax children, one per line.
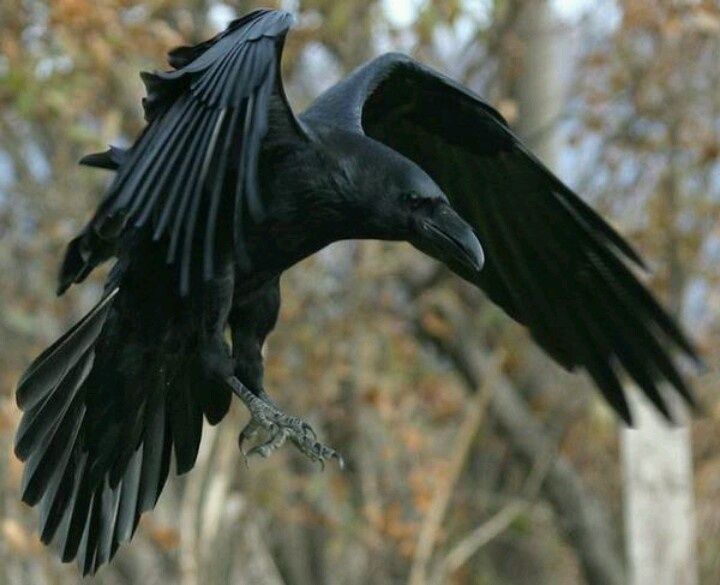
<box><xmin>464</xmin><ymin>236</ymin><xmax>485</xmax><ymax>273</ymax></box>
<box><xmin>418</xmin><ymin>216</ymin><xmax>485</xmax><ymax>274</ymax></box>
<box><xmin>472</xmin><ymin>250</ymin><xmax>485</xmax><ymax>273</ymax></box>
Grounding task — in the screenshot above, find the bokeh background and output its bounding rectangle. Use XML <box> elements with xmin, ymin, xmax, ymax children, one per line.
<box><xmin>1</xmin><ymin>0</ymin><xmax>719</xmax><ymax>583</ymax></box>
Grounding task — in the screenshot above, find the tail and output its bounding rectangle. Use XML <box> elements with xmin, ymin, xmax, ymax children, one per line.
<box><xmin>14</xmin><ymin>287</ymin><xmax>231</xmax><ymax>575</ymax></box>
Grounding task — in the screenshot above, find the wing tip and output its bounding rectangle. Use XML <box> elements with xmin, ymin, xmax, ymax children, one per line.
<box><xmin>166</xmin><ymin>8</ymin><xmax>294</xmax><ymax>70</ymax></box>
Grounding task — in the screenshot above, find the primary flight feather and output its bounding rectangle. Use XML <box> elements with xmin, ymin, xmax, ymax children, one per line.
<box><xmin>15</xmin><ymin>9</ymin><xmax>699</xmax><ymax>574</ymax></box>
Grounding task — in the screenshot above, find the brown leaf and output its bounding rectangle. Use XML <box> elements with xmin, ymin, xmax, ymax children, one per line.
<box><xmin>701</xmin><ymin>143</ymin><xmax>720</xmax><ymax>164</ymax></box>
<box><xmin>145</xmin><ymin>521</ymin><xmax>180</xmax><ymax>551</ymax></box>
<box><xmin>420</xmin><ymin>310</ymin><xmax>453</xmax><ymax>342</ymax></box>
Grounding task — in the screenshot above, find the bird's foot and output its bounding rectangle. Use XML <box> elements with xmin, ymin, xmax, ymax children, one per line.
<box><xmin>236</xmin><ymin>388</ymin><xmax>344</xmax><ymax>469</ymax></box>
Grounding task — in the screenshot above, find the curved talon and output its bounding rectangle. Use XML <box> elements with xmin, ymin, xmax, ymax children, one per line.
<box><xmin>290</xmin><ymin>436</ymin><xmax>344</xmax><ymax>471</ymax></box>
<box><xmin>301</xmin><ymin>422</ymin><xmax>317</xmax><ymax>440</ymax></box>
<box><xmin>334</xmin><ymin>453</ymin><xmax>346</xmax><ymax>470</ymax></box>
<box><xmin>238</xmin><ymin>419</ymin><xmax>261</xmax><ymax>452</ymax></box>
<box><xmin>248</xmin><ymin>426</ymin><xmax>289</xmax><ymax>458</ymax></box>
<box><xmin>238</xmin><ymin>391</ymin><xmax>344</xmax><ymax>468</ymax></box>
<box><xmin>247</xmin><ymin>444</ymin><xmax>271</xmax><ymax>459</ymax></box>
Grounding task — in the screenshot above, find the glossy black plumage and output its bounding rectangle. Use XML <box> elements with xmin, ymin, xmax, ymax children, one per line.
<box><xmin>304</xmin><ymin>52</ymin><xmax>700</xmax><ymax>421</ymax></box>
<box><xmin>15</xmin><ymin>9</ymin><xmax>699</xmax><ymax>575</ymax></box>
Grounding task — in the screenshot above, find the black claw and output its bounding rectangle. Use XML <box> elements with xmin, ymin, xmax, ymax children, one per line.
<box><xmin>238</xmin><ymin>419</ymin><xmax>260</xmax><ymax>452</ymax></box>
<box><xmin>238</xmin><ymin>431</ymin><xmax>248</xmax><ymax>452</ymax></box>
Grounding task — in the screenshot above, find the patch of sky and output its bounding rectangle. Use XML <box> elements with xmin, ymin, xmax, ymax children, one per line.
<box><xmin>553</xmin><ymin>0</ymin><xmax>594</xmax><ymax>22</ymax></box>
<box><xmin>0</xmin><ymin>150</ymin><xmax>15</xmax><ymax>190</ymax></box>
<box><xmin>434</xmin><ymin>14</ymin><xmax>483</xmax><ymax>70</ymax></box>
<box><xmin>709</xmin><ymin>164</ymin><xmax>720</xmax><ymax>202</ymax></box>
<box><xmin>20</xmin><ymin>0</ymin><xmax>49</xmax><ymax>56</ymax></box>
<box><xmin>280</xmin><ymin>0</ymin><xmax>300</xmax><ymax>14</ymax></box>
<box><xmin>297</xmin><ymin>42</ymin><xmax>343</xmax><ymax>97</ymax></box>
<box><xmin>382</xmin><ymin>0</ymin><xmax>423</xmax><ymax>28</ymax></box>
<box><xmin>382</xmin><ymin>0</ymin><xmax>617</xmax><ymax>30</ymax></box>
<box><xmin>682</xmin><ymin>277</ymin><xmax>709</xmax><ymax>331</ymax></box>
<box><xmin>553</xmin><ymin>0</ymin><xmax>621</xmax><ymax>31</ymax></box>
<box><xmin>208</xmin><ymin>3</ymin><xmax>238</xmax><ymax>32</ymax></box>
<box><xmin>23</xmin><ymin>141</ymin><xmax>51</xmax><ymax>183</ymax></box>
<box><xmin>34</xmin><ymin>55</ymin><xmax>73</xmax><ymax>80</ymax></box>
<box><xmin>21</xmin><ymin>23</ymin><xmax>46</xmax><ymax>55</ymax></box>
<box><xmin>121</xmin><ymin>4</ymin><xmax>150</xmax><ymax>25</ymax></box>
<box><xmin>555</xmin><ymin>119</ymin><xmax>602</xmax><ymax>187</ymax></box>
<box><xmin>701</xmin><ymin>233</ymin><xmax>720</xmax><ymax>264</ymax></box>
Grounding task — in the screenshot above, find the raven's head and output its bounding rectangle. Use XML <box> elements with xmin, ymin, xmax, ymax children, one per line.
<box><xmin>395</xmin><ymin>164</ymin><xmax>485</xmax><ymax>274</ymax></box>
<box><xmin>360</xmin><ymin>146</ymin><xmax>485</xmax><ymax>274</ymax></box>
<box><xmin>321</xmin><ymin>130</ymin><xmax>484</xmax><ymax>273</ymax></box>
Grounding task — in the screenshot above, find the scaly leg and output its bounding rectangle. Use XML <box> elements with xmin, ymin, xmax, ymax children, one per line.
<box><xmin>226</xmin><ymin>377</ymin><xmax>344</xmax><ymax>469</ymax></box>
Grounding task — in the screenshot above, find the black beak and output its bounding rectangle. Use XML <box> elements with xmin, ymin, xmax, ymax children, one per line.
<box><xmin>412</xmin><ymin>205</ymin><xmax>485</xmax><ymax>273</ymax></box>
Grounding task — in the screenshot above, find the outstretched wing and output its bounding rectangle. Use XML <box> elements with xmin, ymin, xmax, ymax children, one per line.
<box><xmin>67</xmin><ymin>9</ymin><xmax>304</xmax><ymax>295</ymax></box>
<box><xmin>303</xmin><ymin>53</ymin><xmax>700</xmax><ymax>423</ymax></box>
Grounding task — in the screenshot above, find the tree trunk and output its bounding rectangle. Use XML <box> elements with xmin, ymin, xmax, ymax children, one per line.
<box><xmin>515</xmin><ymin>0</ymin><xmax>572</xmax><ymax>164</ymax></box>
<box><xmin>620</xmin><ymin>124</ymin><xmax>698</xmax><ymax>585</ymax></box>
<box><xmin>512</xmin><ymin>5</ymin><xmax>627</xmax><ymax>584</ymax></box>
<box><xmin>621</xmin><ymin>392</ymin><xmax>697</xmax><ymax>585</ymax></box>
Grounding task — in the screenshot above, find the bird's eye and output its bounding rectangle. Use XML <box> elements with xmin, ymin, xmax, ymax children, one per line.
<box><xmin>404</xmin><ymin>192</ymin><xmax>426</xmax><ymax>210</ymax></box>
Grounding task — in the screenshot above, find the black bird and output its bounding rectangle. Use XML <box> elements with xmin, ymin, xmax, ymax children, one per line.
<box><xmin>15</xmin><ymin>9</ymin><xmax>700</xmax><ymax>574</ymax></box>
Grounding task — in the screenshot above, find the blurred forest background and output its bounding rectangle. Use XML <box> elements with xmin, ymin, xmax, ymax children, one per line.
<box><xmin>1</xmin><ymin>0</ymin><xmax>719</xmax><ymax>583</ymax></box>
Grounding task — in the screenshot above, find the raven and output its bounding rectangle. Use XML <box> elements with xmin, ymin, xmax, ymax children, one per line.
<box><xmin>14</xmin><ymin>9</ymin><xmax>699</xmax><ymax>574</ymax></box>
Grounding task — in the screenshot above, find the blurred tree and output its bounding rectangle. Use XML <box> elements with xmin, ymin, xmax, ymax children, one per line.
<box><xmin>612</xmin><ymin>3</ymin><xmax>715</xmax><ymax>584</ymax></box>
<box><xmin>1</xmin><ymin>1</ymin><xmax>718</xmax><ymax>584</ymax></box>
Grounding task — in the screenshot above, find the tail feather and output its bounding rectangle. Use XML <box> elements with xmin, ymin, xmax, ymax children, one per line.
<box><xmin>96</xmin><ymin>479</ymin><xmax>123</xmax><ymax>569</ymax></box>
<box><xmin>113</xmin><ymin>448</ymin><xmax>143</xmax><ymax>545</ymax></box>
<box><xmin>59</xmin><ymin>464</ymin><xmax>94</xmax><ymax>562</ymax></box>
<box><xmin>38</xmin><ymin>449</ymin><xmax>78</xmax><ymax>543</ymax></box>
<box><xmin>16</xmin><ymin>290</ymin><xmax>117</xmax><ymax>411</ymax></box>
<box><xmin>170</xmin><ymin>372</ymin><xmax>204</xmax><ymax>474</ymax></box>
<box><xmin>52</xmin><ymin>451</ymin><xmax>87</xmax><ymax>554</ymax></box>
<box><xmin>76</xmin><ymin>490</ymin><xmax>100</xmax><ymax>573</ymax></box>
<box><xmin>15</xmin><ymin>285</ymin><xmax>226</xmax><ymax>575</ymax></box>
<box><xmin>138</xmin><ymin>391</ymin><xmax>170</xmax><ymax>514</ymax></box>
<box><xmin>197</xmin><ymin>371</ymin><xmax>232</xmax><ymax>424</ymax></box>
<box><xmin>20</xmin><ymin>398</ymin><xmax>86</xmax><ymax>506</ymax></box>
<box><xmin>15</xmin><ymin>351</ymin><xmax>93</xmax><ymax>461</ymax></box>
<box><xmin>50</xmin><ymin>410</ymin><xmax>153</xmax><ymax>573</ymax></box>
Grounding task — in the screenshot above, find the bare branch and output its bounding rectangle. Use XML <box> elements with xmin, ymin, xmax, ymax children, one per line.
<box><xmin>407</xmin><ymin>352</ymin><xmax>501</xmax><ymax>585</ymax></box>
<box><xmin>431</xmin><ymin>420</ymin><xmax>557</xmax><ymax>583</ymax></box>
<box><xmin>414</xmin><ymin>301</ymin><xmax>626</xmax><ymax>585</ymax></box>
